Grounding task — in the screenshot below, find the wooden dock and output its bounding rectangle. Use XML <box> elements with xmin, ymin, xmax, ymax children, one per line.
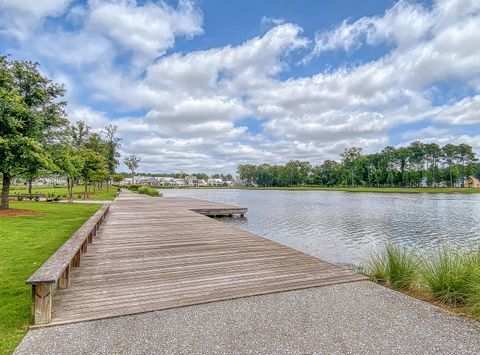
<box><xmin>42</xmin><ymin>191</ymin><xmax>366</xmax><ymax>326</ymax></box>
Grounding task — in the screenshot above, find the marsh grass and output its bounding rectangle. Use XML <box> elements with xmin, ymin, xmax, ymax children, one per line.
<box><xmin>421</xmin><ymin>248</ymin><xmax>479</xmax><ymax>305</ymax></box>
<box><xmin>363</xmin><ymin>245</ymin><xmax>480</xmax><ymax>319</ymax></box>
<box><xmin>137</xmin><ymin>186</ymin><xmax>162</xmax><ymax>197</ymax></box>
<box><xmin>364</xmin><ymin>244</ymin><xmax>419</xmax><ymax>290</ymax></box>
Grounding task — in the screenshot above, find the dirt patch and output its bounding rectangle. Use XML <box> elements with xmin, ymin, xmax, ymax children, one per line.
<box><xmin>0</xmin><ymin>209</ymin><xmax>41</xmax><ymax>217</ymax></box>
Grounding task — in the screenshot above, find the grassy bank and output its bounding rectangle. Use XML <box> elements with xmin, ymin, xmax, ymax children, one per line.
<box><xmin>157</xmin><ymin>186</ymin><xmax>480</xmax><ymax>194</ymax></box>
<box><xmin>0</xmin><ymin>202</ymin><xmax>102</xmax><ymax>354</ymax></box>
<box><xmin>8</xmin><ymin>185</ymin><xmax>117</xmax><ymax>200</ymax></box>
<box><xmin>362</xmin><ymin>244</ymin><xmax>480</xmax><ymax>320</ymax></box>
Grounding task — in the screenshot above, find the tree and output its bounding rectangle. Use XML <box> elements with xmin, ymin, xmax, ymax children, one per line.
<box><xmin>79</xmin><ymin>149</ymin><xmax>107</xmax><ymax>198</ymax></box>
<box><xmin>424</xmin><ymin>143</ymin><xmax>443</xmax><ymax>186</ymax></box>
<box><xmin>340</xmin><ymin>147</ymin><xmax>362</xmax><ymax>187</ymax></box>
<box><xmin>71</xmin><ymin>120</ymin><xmax>90</xmax><ymax>148</ymax></box>
<box><xmin>102</xmin><ymin>124</ymin><xmax>121</xmax><ymax>190</ymax></box>
<box><xmin>456</xmin><ymin>143</ymin><xmax>476</xmax><ymax>186</ymax></box>
<box><xmin>123</xmin><ymin>154</ymin><xmax>141</xmax><ymax>184</ymax></box>
<box><xmin>442</xmin><ymin>144</ymin><xmax>457</xmax><ymax>187</ymax></box>
<box><xmin>50</xmin><ymin>142</ymin><xmax>84</xmax><ymax>201</ymax></box>
<box><xmin>0</xmin><ymin>57</ymin><xmax>67</xmax><ymax>209</ymax></box>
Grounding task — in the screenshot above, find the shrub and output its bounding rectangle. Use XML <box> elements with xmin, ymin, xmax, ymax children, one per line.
<box><xmin>128</xmin><ymin>184</ymin><xmax>141</xmax><ymax>192</ymax></box>
<box><xmin>137</xmin><ymin>186</ymin><xmax>161</xmax><ymax>197</ymax></box>
<box><xmin>363</xmin><ymin>244</ymin><xmax>418</xmax><ymax>290</ymax></box>
<box><xmin>468</xmin><ymin>261</ymin><xmax>480</xmax><ymax>316</ymax></box>
<box><xmin>421</xmin><ymin>248</ymin><xmax>478</xmax><ymax>305</ymax></box>
<box><xmin>16</xmin><ymin>194</ymin><xmax>23</xmax><ymax>201</ymax></box>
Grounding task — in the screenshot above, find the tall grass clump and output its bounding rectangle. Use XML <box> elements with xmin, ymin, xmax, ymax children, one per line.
<box><xmin>137</xmin><ymin>186</ymin><xmax>162</xmax><ymax>197</ymax></box>
<box><xmin>363</xmin><ymin>244</ymin><xmax>418</xmax><ymax>290</ymax></box>
<box><xmin>421</xmin><ymin>248</ymin><xmax>479</xmax><ymax>306</ymax></box>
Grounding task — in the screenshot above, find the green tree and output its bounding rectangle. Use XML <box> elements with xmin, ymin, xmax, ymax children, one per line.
<box><xmin>50</xmin><ymin>142</ymin><xmax>84</xmax><ymax>201</ymax></box>
<box><xmin>79</xmin><ymin>149</ymin><xmax>107</xmax><ymax>198</ymax></box>
<box><xmin>442</xmin><ymin>144</ymin><xmax>457</xmax><ymax>186</ymax></box>
<box><xmin>0</xmin><ymin>57</ymin><xmax>67</xmax><ymax>209</ymax></box>
<box><xmin>103</xmin><ymin>124</ymin><xmax>121</xmax><ymax>190</ymax></box>
<box><xmin>340</xmin><ymin>147</ymin><xmax>362</xmax><ymax>187</ymax></box>
<box><xmin>456</xmin><ymin>143</ymin><xmax>476</xmax><ymax>186</ymax></box>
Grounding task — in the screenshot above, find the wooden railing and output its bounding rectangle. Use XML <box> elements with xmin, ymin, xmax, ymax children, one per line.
<box><xmin>26</xmin><ymin>204</ymin><xmax>110</xmax><ymax>325</ymax></box>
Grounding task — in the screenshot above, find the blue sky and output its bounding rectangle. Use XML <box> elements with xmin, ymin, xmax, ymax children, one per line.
<box><xmin>0</xmin><ymin>0</ymin><xmax>479</xmax><ymax>173</ymax></box>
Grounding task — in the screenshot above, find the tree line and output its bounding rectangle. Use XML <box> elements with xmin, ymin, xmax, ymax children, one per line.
<box><xmin>238</xmin><ymin>142</ymin><xmax>479</xmax><ymax>188</ymax></box>
<box><xmin>0</xmin><ymin>56</ymin><xmax>121</xmax><ymax>209</ymax></box>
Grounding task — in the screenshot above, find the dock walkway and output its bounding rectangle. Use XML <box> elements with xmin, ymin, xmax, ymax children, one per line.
<box><xmin>47</xmin><ymin>191</ymin><xmax>366</xmax><ymax>326</ymax></box>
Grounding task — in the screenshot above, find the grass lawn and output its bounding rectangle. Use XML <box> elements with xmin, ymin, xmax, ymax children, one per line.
<box><xmin>159</xmin><ymin>186</ymin><xmax>480</xmax><ymax>194</ymax></box>
<box><xmin>9</xmin><ymin>185</ymin><xmax>117</xmax><ymax>200</ymax></box>
<box><xmin>0</xmin><ymin>202</ymin><xmax>102</xmax><ymax>354</ymax></box>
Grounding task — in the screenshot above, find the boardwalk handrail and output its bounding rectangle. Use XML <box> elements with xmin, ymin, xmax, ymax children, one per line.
<box><xmin>25</xmin><ymin>203</ymin><xmax>110</xmax><ymax>325</ymax></box>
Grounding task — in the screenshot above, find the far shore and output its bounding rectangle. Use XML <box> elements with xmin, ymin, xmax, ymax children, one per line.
<box><xmin>156</xmin><ymin>186</ymin><xmax>480</xmax><ymax>194</ymax></box>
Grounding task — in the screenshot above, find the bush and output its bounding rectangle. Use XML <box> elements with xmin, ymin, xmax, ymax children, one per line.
<box><xmin>128</xmin><ymin>184</ymin><xmax>141</xmax><ymax>192</ymax></box>
<box><xmin>15</xmin><ymin>194</ymin><xmax>23</xmax><ymax>201</ymax></box>
<box><xmin>363</xmin><ymin>244</ymin><xmax>418</xmax><ymax>290</ymax></box>
<box><xmin>468</xmin><ymin>263</ymin><xmax>480</xmax><ymax>316</ymax></box>
<box><xmin>137</xmin><ymin>186</ymin><xmax>161</xmax><ymax>197</ymax></box>
<box><xmin>421</xmin><ymin>248</ymin><xmax>479</xmax><ymax>306</ymax></box>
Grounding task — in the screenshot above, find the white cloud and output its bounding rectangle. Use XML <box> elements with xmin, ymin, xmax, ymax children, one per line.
<box><xmin>428</xmin><ymin>95</ymin><xmax>480</xmax><ymax>125</ymax></box>
<box><xmin>2</xmin><ymin>0</ymin><xmax>480</xmax><ymax>172</ymax></box>
<box><xmin>87</xmin><ymin>0</ymin><xmax>203</xmax><ymax>66</ymax></box>
<box><xmin>0</xmin><ymin>0</ymin><xmax>70</xmax><ymax>40</ymax></box>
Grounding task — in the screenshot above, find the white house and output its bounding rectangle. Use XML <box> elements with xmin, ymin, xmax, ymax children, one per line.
<box><xmin>207</xmin><ymin>178</ymin><xmax>224</xmax><ymax>186</ymax></box>
<box><xmin>184</xmin><ymin>175</ymin><xmax>198</xmax><ymax>186</ymax></box>
<box><xmin>197</xmin><ymin>179</ymin><xmax>208</xmax><ymax>187</ymax></box>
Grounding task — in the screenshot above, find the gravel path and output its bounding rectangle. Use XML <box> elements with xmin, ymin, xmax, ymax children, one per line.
<box><xmin>15</xmin><ymin>281</ymin><xmax>480</xmax><ymax>355</ymax></box>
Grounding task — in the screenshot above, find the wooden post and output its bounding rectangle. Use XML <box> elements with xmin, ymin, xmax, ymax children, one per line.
<box><xmin>32</xmin><ymin>284</ymin><xmax>53</xmax><ymax>325</ymax></box>
<box><xmin>58</xmin><ymin>266</ymin><xmax>70</xmax><ymax>289</ymax></box>
<box><xmin>73</xmin><ymin>250</ymin><xmax>81</xmax><ymax>267</ymax></box>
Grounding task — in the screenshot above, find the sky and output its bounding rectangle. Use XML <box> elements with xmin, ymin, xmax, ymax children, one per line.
<box><xmin>0</xmin><ymin>0</ymin><xmax>479</xmax><ymax>174</ymax></box>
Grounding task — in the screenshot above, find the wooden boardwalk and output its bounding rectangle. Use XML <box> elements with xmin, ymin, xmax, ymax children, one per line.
<box><xmin>48</xmin><ymin>191</ymin><xmax>367</xmax><ymax>326</ymax></box>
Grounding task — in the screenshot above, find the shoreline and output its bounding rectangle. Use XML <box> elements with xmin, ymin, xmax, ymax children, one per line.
<box><xmin>156</xmin><ymin>186</ymin><xmax>480</xmax><ymax>194</ymax></box>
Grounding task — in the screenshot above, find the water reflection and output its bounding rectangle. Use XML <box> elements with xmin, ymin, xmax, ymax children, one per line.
<box><xmin>163</xmin><ymin>189</ymin><xmax>480</xmax><ymax>266</ymax></box>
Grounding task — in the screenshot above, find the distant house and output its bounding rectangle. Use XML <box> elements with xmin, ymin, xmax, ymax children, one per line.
<box><xmin>207</xmin><ymin>178</ymin><xmax>224</xmax><ymax>186</ymax></box>
<box><xmin>173</xmin><ymin>179</ymin><xmax>186</xmax><ymax>186</ymax></box>
<box><xmin>137</xmin><ymin>177</ymin><xmax>157</xmax><ymax>186</ymax></box>
<box><xmin>197</xmin><ymin>179</ymin><xmax>208</xmax><ymax>187</ymax></box>
<box><xmin>184</xmin><ymin>175</ymin><xmax>198</xmax><ymax>186</ymax></box>
<box><xmin>463</xmin><ymin>176</ymin><xmax>480</xmax><ymax>188</ymax></box>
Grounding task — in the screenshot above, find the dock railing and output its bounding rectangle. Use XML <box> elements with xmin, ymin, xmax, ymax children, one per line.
<box><xmin>25</xmin><ymin>204</ymin><xmax>110</xmax><ymax>325</ymax></box>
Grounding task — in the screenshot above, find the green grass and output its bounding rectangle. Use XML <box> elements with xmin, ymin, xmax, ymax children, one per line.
<box><xmin>421</xmin><ymin>249</ymin><xmax>480</xmax><ymax>306</ymax></box>
<box><xmin>362</xmin><ymin>244</ymin><xmax>480</xmax><ymax>320</ymax></box>
<box><xmin>0</xmin><ymin>202</ymin><xmax>102</xmax><ymax>354</ymax></box>
<box><xmin>9</xmin><ymin>185</ymin><xmax>117</xmax><ymax>200</ymax></box>
<box><xmin>157</xmin><ymin>186</ymin><xmax>480</xmax><ymax>194</ymax></box>
<box><xmin>363</xmin><ymin>244</ymin><xmax>419</xmax><ymax>290</ymax></box>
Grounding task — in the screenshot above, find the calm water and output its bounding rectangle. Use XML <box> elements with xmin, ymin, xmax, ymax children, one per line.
<box><xmin>162</xmin><ymin>189</ymin><xmax>480</xmax><ymax>266</ymax></box>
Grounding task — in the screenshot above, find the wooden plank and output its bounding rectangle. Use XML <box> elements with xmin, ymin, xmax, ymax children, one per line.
<box><xmin>32</xmin><ymin>191</ymin><xmax>367</xmax><ymax>327</ymax></box>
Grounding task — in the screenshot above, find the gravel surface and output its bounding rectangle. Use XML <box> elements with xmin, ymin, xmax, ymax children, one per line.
<box><xmin>15</xmin><ymin>281</ymin><xmax>480</xmax><ymax>355</ymax></box>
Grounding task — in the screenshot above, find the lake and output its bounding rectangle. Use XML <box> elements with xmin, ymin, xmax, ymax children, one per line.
<box><xmin>162</xmin><ymin>189</ymin><xmax>480</xmax><ymax>266</ymax></box>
